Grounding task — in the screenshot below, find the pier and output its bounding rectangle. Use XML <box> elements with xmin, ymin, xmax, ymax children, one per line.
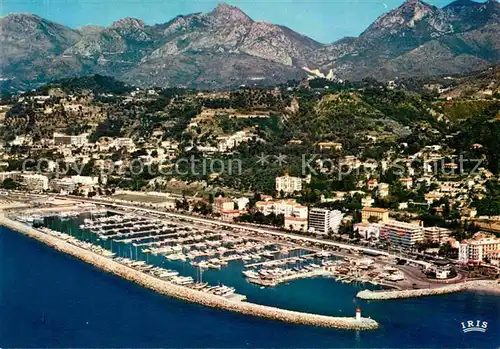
<box><xmin>0</xmin><ymin>212</ymin><xmax>379</xmax><ymax>331</ymax></box>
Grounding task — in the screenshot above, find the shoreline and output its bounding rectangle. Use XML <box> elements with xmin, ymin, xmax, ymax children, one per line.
<box><xmin>0</xmin><ymin>213</ymin><xmax>379</xmax><ymax>331</ymax></box>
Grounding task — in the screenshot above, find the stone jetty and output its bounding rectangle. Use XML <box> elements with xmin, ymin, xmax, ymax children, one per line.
<box><xmin>0</xmin><ymin>213</ymin><xmax>379</xmax><ymax>331</ymax></box>
<box><xmin>357</xmin><ymin>283</ymin><xmax>469</xmax><ymax>300</ymax></box>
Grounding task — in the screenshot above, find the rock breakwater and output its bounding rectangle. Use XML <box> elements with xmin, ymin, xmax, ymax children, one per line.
<box><xmin>357</xmin><ymin>283</ymin><xmax>469</xmax><ymax>300</ymax></box>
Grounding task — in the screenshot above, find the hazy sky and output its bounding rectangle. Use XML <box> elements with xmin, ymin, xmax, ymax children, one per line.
<box><xmin>2</xmin><ymin>0</ymin><xmax>465</xmax><ymax>43</ymax></box>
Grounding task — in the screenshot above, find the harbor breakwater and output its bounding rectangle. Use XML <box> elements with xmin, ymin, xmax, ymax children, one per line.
<box><xmin>0</xmin><ymin>213</ymin><xmax>378</xmax><ymax>331</ymax></box>
<box><xmin>357</xmin><ymin>279</ymin><xmax>500</xmax><ymax>300</ymax></box>
<box><xmin>357</xmin><ymin>283</ymin><xmax>468</xmax><ymax>300</ymax></box>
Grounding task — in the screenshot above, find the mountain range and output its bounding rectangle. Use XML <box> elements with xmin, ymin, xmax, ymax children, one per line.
<box><xmin>0</xmin><ymin>0</ymin><xmax>499</xmax><ymax>89</ymax></box>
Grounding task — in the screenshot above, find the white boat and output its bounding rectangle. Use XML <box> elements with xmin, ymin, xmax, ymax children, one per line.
<box><xmin>171</xmin><ymin>276</ymin><xmax>194</xmax><ymax>285</ymax></box>
<box><xmin>159</xmin><ymin>270</ymin><xmax>179</xmax><ymax>278</ymax></box>
<box><xmin>198</xmin><ymin>260</ymin><xmax>210</xmax><ymax>269</ymax></box>
<box><xmin>167</xmin><ymin>253</ymin><xmax>182</xmax><ymax>261</ymax></box>
<box><xmin>242</xmin><ymin>270</ymin><xmax>260</xmax><ymax>279</ymax></box>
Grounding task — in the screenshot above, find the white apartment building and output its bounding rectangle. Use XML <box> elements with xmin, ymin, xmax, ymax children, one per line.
<box><xmin>354</xmin><ymin>222</ymin><xmax>383</xmax><ymax>240</ymax></box>
<box><xmin>423</xmin><ymin>226</ymin><xmax>450</xmax><ymax>244</ymax></box>
<box><xmin>377</xmin><ymin>183</ymin><xmax>390</xmax><ymax>198</ymax></box>
<box><xmin>308</xmin><ymin>208</ymin><xmax>344</xmax><ymax>235</ymax></box>
<box><xmin>0</xmin><ymin>171</ymin><xmax>21</xmax><ymax>182</ymax></box>
<box><xmin>20</xmin><ymin>174</ymin><xmax>49</xmax><ymax>191</ymax></box>
<box><xmin>70</xmin><ymin>175</ymin><xmax>99</xmax><ymax>186</ymax></box>
<box><xmin>255</xmin><ymin>199</ymin><xmax>308</xmax><ymax>219</ymax></box>
<box><xmin>361</xmin><ymin>197</ymin><xmax>374</xmax><ymax>207</ymax></box>
<box><xmin>53</xmin><ymin>133</ymin><xmax>88</xmax><ymax>147</ymax></box>
<box><xmin>217</xmin><ymin>131</ymin><xmax>253</xmax><ymax>152</ymax></box>
<box><xmin>458</xmin><ymin>232</ymin><xmax>500</xmax><ymax>264</ymax></box>
<box><xmin>50</xmin><ymin>178</ymin><xmax>77</xmax><ymax>193</ymax></box>
<box><xmin>400</xmin><ymin>177</ymin><xmax>413</xmax><ymax>189</ymax></box>
<box><xmin>50</xmin><ymin>176</ymin><xmax>99</xmax><ymax>193</ymax></box>
<box><xmin>114</xmin><ymin>138</ymin><xmax>135</xmax><ymax>149</ymax></box>
<box><xmin>275</xmin><ymin>174</ymin><xmax>302</xmax><ymax>194</ymax></box>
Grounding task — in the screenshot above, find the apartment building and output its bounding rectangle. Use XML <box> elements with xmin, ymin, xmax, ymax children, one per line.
<box><xmin>308</xmin><ymin>208</ymin><xmax>343</xmax><ymax>235</ymax></box>
<box><xmin>361</xmin><ymin>207</ymin><xmax>389</xmax><ymax>223</ymax></box>
<box><xmin>275</xmin><ymin>174</ymin><xmax>302</xmax><ymax>194</ymax></box>
<box><xmin>217</xmin><ymin>131</ymin><xmax>253</xmax><ymax>152</ymax></box>
<box><xmin>400</xmin><ymin>177</ymin><xmax>413</xmax><ymax>189</ymax></box>
<box><xmin>354</xmin><ymin>222</ymin><xmax>383</xmax><ymax>240</ymax></box>
<box><xmin>381</xmin><ymin>220</ymin><xmax>424</xmax><ymax>248</ymax></box>
<box><xmin>213</xmin><ymin>197</ymin><xmax>235</xmax><ymax>213</ymax></box>
<box><xmin>377</xmin><ymin>183</ymin><xmax>390</xmax><ymax>198</ymax></box>
<box><xmin>317</xmin><ymin>142</ymin><xmax>343</xmax><ymax>151</ymax></box>
<box><xmin>0</xmin><ymin>171</ymin><xmax>21</xmax><ymax>182</ymax></box>
<box><xmin>423</xmin><ymin>226</ymin><xmax>450</xmax><ymax>244</ymax></box>
<box><xmin>53</xmin><ymin>133</ymin><xmax>88</xmax><ymax>147</ymax></box>
<box><xmin>285</xmin><ymin>216</ymin><xmax>308</xmax><ymax>232</ymax></box>
<box><xmin>458</xmin><ymin>232</ymin><xmax>500</xmax><ymax>264</ymax></box>
<box><xmin>20</xmin><ymin>174</ymin><xmax>49</xmax><ymax>191</ymax></box>
<box><xmin>213</xmin><ymin>197</ymin><xmax>240</xmax><ymax>221</ymax></box>
<box><xmin>255</xmin><ymin>199</ymin><xmax>308</xmax><ymax>219</ymax></box>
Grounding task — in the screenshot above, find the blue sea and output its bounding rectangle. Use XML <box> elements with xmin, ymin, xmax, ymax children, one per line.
<box><xmin>1</xmin><ymin>225</ymin><xmax>499</xmax><ymax>348</ymax></box>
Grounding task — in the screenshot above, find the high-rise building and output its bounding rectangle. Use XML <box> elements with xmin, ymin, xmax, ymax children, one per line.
<box><xmin>308</xmin><ymin>208</ymin><xmax>343</xmax><ymax>235</ymax></box>
<box><xmin>381</xmin><ymin>220</ymin><xmax>424</xmax><ymax>248</ymax></box>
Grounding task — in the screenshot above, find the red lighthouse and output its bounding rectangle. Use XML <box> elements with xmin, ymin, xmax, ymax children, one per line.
<box><xmin>356</xmin><ymin>307</ymin><xmax>361</xmax><ymax>321</ymax></box>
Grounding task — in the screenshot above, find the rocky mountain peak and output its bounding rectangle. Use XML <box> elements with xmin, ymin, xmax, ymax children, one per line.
<box><xmin>2</xmin><ymin>13</ymin><xmax>53</xmax><ymax>30</ymax></box>
<box><xmin>0</xmin><ymin>13</ymin><xmax>80</xmax><ymax>46</ymax></box>
<box><xmin>112</xmin><ymin>17</ymin><xmax>145</xmax><ymax>29</ymax></box>
<box><xmin>208</xmin><ymin>2</ymin><xmax>253</xmax><ymax>25</ymax></box>
<box><xmin>360</xmin><ymin>0</ymin><xmax>451</xmax><ymax>38</ymax></box>
<box><xmin>484</xmin><ymin>0</ymin><xmax>500</xmax><ymax>11</ymax></box>
<box><xmin>0</xmin><ymin>1</ymin><xmax>498</xmax><ymax>89</ymax></box>
<box><xmin>443</xmin><ymin>0</ymin><xmax>499</xmax><ymax>31</ymax></box>
<box><xmin>444</xmin><ymin>0</ymin><xmax>479</xmax><ymax>8</ymax></box>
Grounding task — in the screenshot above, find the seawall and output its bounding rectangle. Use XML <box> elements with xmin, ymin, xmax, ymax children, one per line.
<box><xmin>357</xmin><ymin>279</ymin><xmax>500</xmax><ymax>300</ymax></box>
<box><xmin>0</xmin><ymin>214</ymin><xmax>379</xmax><ymax>331</ymax></box>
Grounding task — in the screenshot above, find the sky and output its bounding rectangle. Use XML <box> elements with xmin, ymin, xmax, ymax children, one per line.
<box><xmin>2</xmin><ymin>0</ymin><xmax>462</xmax><ymax>43</ymax></box>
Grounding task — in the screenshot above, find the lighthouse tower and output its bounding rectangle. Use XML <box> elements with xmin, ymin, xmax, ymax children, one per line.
<box><xmin>355</xmin><ymin>307</ymin><xmax>361</xmax><ymax>321</ymax></box>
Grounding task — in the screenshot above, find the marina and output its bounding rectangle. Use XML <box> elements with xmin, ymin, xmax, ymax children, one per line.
<box><xmin>6</xmin><ymin>202</ymin><xmax>496</xmax><ymax>334</ymax></box>
<box><xmin>35</xmin><ymin>225</ymin><xmax>248</xmax><ymax>302</ymax></box>
<box><xmin>74</xmin><ymin>212</ymin><xmax>351</xmax><ymax>289</ymax></box>
<box><xmin>0</xmin><ymin>210</ymin><xmax>379</xmax><ymax>330</ymax></box>
<box><xmin>3</xmin><ymin>214</ymin><xmax>500</xmax><ymax>348</ymax></box>
<box><xmin>6</xmin><ymin>206</ymin><xmax>432</xmax><ymax>299</ymax></box>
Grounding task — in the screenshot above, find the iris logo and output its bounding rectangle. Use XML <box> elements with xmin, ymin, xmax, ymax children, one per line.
<box><xmin>461</xmin><ymin>320</ymin><xmax>488</xmax><ymax>333</ymax></box>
